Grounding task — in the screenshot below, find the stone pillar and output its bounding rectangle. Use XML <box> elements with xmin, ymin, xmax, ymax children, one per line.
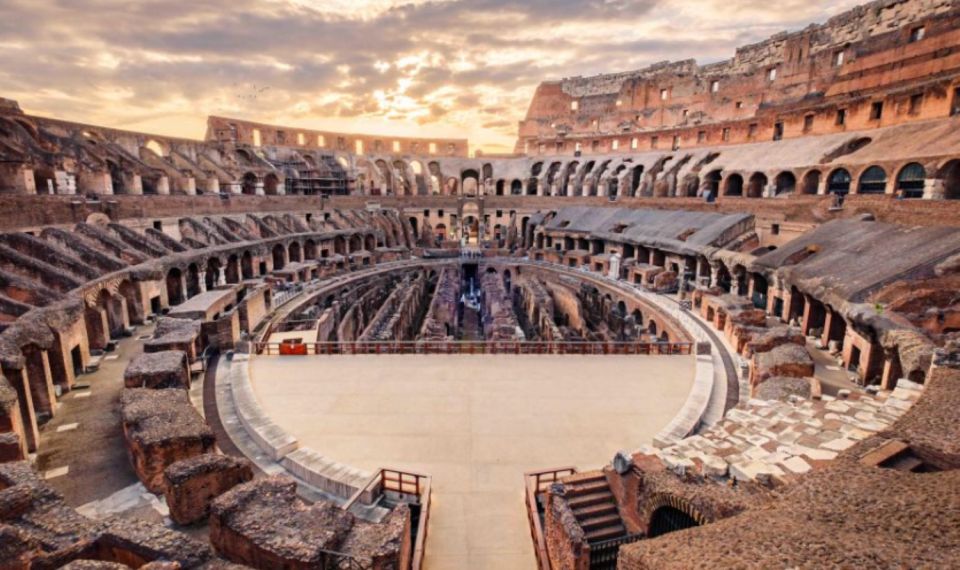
<box><xmin>925</xmin><ymin>178</ymin><xmax>944</xmax><ymax>200</ymax></box>
<box><xmin>156</xmin><ymin>176</ymin><xmax>171</xmax><ymax>195</ymax></box>
<box><xmin>218</xmin><ymin>268</ymin><xmax>227</xmax><ymax>287</ymax></box>
<box><xmin>255</xmin><ymin>182</ymin><xmax>265</xmax><ymax>196</ymax></box>
<box><xmin>608</xmin><ymin>253</ymin><xmax>622</xmax><ymax>280</ymax></box>
<box><xmin>709</xmin><ymin>262</ymin><xmax>721</xmax><ymax>289</ymax></box>
<box><xmin>198</xmin><ymin>271</ymin><xmax>207</xmax><ymax>293</ymax></box>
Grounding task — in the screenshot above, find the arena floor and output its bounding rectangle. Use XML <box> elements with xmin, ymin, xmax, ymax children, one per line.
<box><xmin>249</xmin><ymin>354</ymin><xmax>695</xmax><ymax>570</ymax></box>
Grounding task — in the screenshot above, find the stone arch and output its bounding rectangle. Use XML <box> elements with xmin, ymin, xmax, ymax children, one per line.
<box><xmin>774</xmin><ymin>171</ymin><xmax>796</xmax><ymax>195</ymax></box>
<box><xmin>32</xmin><ymin>166</ymin><xmax>58</xmax><ymax>195</ymax></box>
<box><xmin>365</xmin><ymin>234</ymin><xmax>376</xmax><ymax>251</ymax></box>
<box><xmin>205</xmin><ymin>257</ymin><xmax>222</xmax><ymax>290</ymax></box>
<box><xmin>117</xmin><ymin>279</ymin><xmax>143</xmax><ymax>325</ymax></box>
<box><xmin>288</xmin><ymin>241</ymin><xmax>302</xmax><ymax>263</ymax></box>
<box><xmin>629</xmin><ymin>165</ymin><xmax>644</xmax><ymax>197</ymax></box>
<box><xmin>263</xmin><ymin>173</ymin><xmax>280</xmax><ymax>195</ymax></box>
<box><xmin>143</xmin><ymin>139</ymin><xmax>167</xmax><ymax>158</ymax></box>
<box><xmin>304</xmin><ymin>239</ymin><xmax>318</xmax><ymax>260</ymax></box>
<box><xmin>648</xmin><ymin>502</ymin><xmax>703</xmax><ymax>538</ymax></box>
<box><xmin>461</xmin><ymin>169</ymin><xmax>480</xmax><ymax>196</ymax></box>
<box><xmin>827</xmin><ymin>168</ymin><xmax>852</xmax><ymax>195</ymax></box>
<box><xmin>858</xmin><ymin>165</ymin><xmax>887</xmax><ymax>194</ymax></box>
<box><xmin>511</xmin><ymin>179</ymin><xmax>523</xmax><ymax>195</ymax></box>
<box><xmin>226</xmin><ymin>254</ymin><xmax>240</xmax><ymax>284</ymax></box>
<box><xmin>723</xmin><ymin>173</ymin><xmax>744</xmax><ymax>196</ymax></box>
<box><xmin>186</xmin><ymin>263</ymin><xmax>201</xmax><ymax>298</ymax></box>
<box><xmin>939</xmin><ymin>159</ymin><xmax>960</xmax><ymax>199</ymax></box>
<box><xmin>241</xmin><ymin>172</ymin><xmax>258</xmax><ymax>195</ymax></box>
<box><xmin>703</xmin><ymin>169</ymin><xmax>722</xmax><ymax>198</ymax></box>
<box><xmin>272</xmin><ymin>244</ymin><xmax>286</xmax><ymax>270</ymax></box>
<box><xmin>241</xmin><ymin>251</ymin><xmax>255</xmax><ymax>279</ymax></box>
<box><xmin>482</xmin><ymin>163</ymin><xmax>493</xmax><ymax>181</ymax></box>
<box><xmin>495</xmin><ymin>180</ymin><xmax>505</xmax><ymax>196</ymax></box>
<box><xmin>801</xmin><ymin>170</ymin><xmax>821</xmax><ymax>195</ymax></box>
<box><xmin>747</xmin><ymin>172</ymin><xmax>767</xmax><ymax>198</ymax></box>
<box><xmin>166</xmin><ymin>267</ymin><xmax>185</xmax><ymax>305</ymax></box>
<box><xmin>896</xmin><ymin>162</ymin><xmax>926</xmax><ymax>198</ymax></box>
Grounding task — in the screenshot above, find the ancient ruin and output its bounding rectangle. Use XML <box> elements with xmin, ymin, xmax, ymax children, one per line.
<box><xmin>0</xmin><ymin>0</ymin><xmax>958</xmax><ymax>568</ymax></box>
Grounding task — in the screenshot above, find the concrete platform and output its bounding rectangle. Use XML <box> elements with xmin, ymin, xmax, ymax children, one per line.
<box><xmin>249</xmin><ymin>354</ymin><xmax>695</xmax><ymax>570</ymax></box>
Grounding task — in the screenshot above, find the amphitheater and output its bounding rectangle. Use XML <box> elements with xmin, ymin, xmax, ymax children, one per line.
<box><xmin>0</xmin><ymin>0</ymin><xmax>959</xmax><ymax>568</ymax></box>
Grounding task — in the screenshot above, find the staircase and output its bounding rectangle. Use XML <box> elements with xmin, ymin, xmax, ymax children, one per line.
<box><xmin>562</xmin><ymin>471</ymin><xmax>627</xmax><ymax>544</ymax></box>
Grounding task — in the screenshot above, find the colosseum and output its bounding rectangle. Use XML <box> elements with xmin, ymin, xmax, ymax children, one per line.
<box><xmin>0</xmin><ymin>0</ymin><xmax>958</xmax><ymax>568</ymax></box>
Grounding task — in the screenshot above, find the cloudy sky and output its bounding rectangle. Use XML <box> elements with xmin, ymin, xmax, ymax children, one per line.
<box><xmin>0</xmin><ymin>0</ymin><xmax>864</xmax><ymax>153</ymax></box>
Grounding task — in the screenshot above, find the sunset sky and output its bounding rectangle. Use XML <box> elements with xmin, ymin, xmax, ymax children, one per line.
<box><xmin>1</xmin><ymin>0</ymin><xmax>864</xmax><ymax>154</ymax></box>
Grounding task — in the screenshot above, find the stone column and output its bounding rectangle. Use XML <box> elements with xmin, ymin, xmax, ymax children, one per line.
<box><xmin>198</xmin><ymin>271</ymin><xmax>207</xmax><ymax>293</ymax></box>
<box><xmin>218</xmin><ymin>267</ymin><xmax>226</xmax><ymax>287</ymax></box>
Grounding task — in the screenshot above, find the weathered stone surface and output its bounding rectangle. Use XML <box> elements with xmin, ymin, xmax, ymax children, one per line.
<box><xmin>210</xmin><ymin>476</ymin><xmax>410</xmax><ymax>570</ymax></box>
<box><xmin>120</xmin><ymin>388</ymin><xmax>215</xmax><ymax>493</ymax></box>
<box><xmin>163</xmin><ymin>454</ymin><xmax>254</xmax><ymax>526</ymax></box>
<box><xmin>124</xmin><ymin>350</ymin><xmax>190</xmax><ymax>390</ymax></box>
<box><xmin>750</xmin><ymin>343</ymin><xmax>814</xmax><ymax>390</ymax></box>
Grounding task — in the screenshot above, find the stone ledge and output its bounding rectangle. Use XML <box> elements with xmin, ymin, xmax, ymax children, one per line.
<box><xmin>229</xmin><ymin>355</ymin><xmax>299</xmax><ymax>461</ymax></box>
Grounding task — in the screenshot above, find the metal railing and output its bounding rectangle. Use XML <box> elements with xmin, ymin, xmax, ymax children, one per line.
<box><xmin>343</xmin><ymin>468</ymin><xmax>432</xmax><ymax>570</ymax></box>
<box><xmin>254</xmin><ymin>340</ymin><xmax>693</xmax><ymax>356</ymax></box>
<box><xmin>588</xmin><ymin>533</ymin><xmax>645</xmax><ymax>570</ymax></box>
<box><xmin>524</xmin><ymin>467</ymin><xmax>578</xmax><ymax>570</ymax></box>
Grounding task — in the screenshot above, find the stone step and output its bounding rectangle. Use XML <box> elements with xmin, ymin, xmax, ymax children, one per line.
<box><xmin>585</xmin><ymin>523</ymin><xmax>626</xmax><ymax>543</ymax></box>
<box><xmin>567</xmin><ymin>491</ymin><xmax>614</xmax><ymax>509</ymax></box>
<box><xmin>564</xmin><ymin>478</ymin><xmax>609</xmax><ymax>496</ymax></box>
<box><xmin>579</xmin><ymin>513</ymin><xmax>622</xmax><ymax>532</ymax></box>
<box><xmin>571</xmin><ymin>501</ymin><xmax>618</xmax><ymax>519</ymax></box>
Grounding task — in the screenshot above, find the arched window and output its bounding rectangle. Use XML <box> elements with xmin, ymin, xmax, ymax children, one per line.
<box><xmin>827</xmin><ymin>169</ymin><xmax>851</xmax><ymax>195</ymax></box>
<box><xmin>896</xmin><ymin>163</ymin><xmax>926</xmax><ymax>199</ymax></box>
<box><xmin>857</xmin><ymin>166</ymin><xmax>887</xmax><ymax>194</ymax></box>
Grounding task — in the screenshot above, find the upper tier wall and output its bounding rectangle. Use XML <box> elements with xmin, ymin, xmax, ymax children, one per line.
<box><xmin>517</xmin><ymin>0</ymin><xmax>960</xmax><ymax>154</ymax></box>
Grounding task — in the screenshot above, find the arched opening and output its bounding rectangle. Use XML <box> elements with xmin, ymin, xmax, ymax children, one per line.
<box><xmin>166</xmin><ymin>268</ymin><xmax>184</xmax><ymax>305</ymax></box>
<box><xmin>226</xmin><ymin>255</ymin><xmax>240</xmax><ymax>284</ymax></box>
<box><xmin>828</xmin><ymin>169</ymin><xmax>851</xmax><ymax>195</ymax></box>
<box><xmin>527</xmin><ymin>178</ymin><xmax>538</xmax><ymax>195</ymax></box>
<box><xmin>205</xmin><ymin>258</ymin><xmax>222</xmax><ymax>290</ymax></box>
<box><xmin>562</xmin><ymin>162</ymin><xmax>580</xmax><ymax>196</ymax></box>
<box><xmin>288</xmin><ymin>242</ymin><xmax>302</xmax><ymax>263</ymax></box>
<box><xmin>774</xmin><ymin>172</ymin><xmax>796</xmax><ymax>195</ymax></box>
<box><xmin>241</xmin><ymin>251</ymin><xmax>254</xmax><ymax>279</ymax></box>
<box><xmin>408</xmin><ymin>218</ymin><xmax>419</xmax><ymax>240</ymax></box>
<box><xmin>703</xmin><ymin>170</ymin><xmax>722</xmax><ymax>199</ymax></box>
<box><xmin>304</xmin><ymin>239</ymin><xmax>318</xmax><ymax>260</ymax></box>
<box><xmin>801</xmin><ymin>170</ymin><xmax>821</xmax><ymax>195</ymax></box>
<box><xmin>896</xmin><ymin>163</ymin><xmax>926</xmax><ymax>199</ymax></box>
<box><xmin>445</xmin><ymin>177</ymin><xmax>459</xmax><ymax>196</ymax></box>
<box><xmin>461</xmin><ymin>169</ymin><xmax>480</xmax><ymax>196</ymax></box>
<box><xmin>349</xmin><ymin>234</ymin><xmax>362</xmax><ymax>252</ymax></box>
<box><xmin>940</xmin><ymin>160</ymin><xmax>960</xmax><ymax>199</ymax></box>
<box><xmin>241</xmin><ymin>173</ymin><xmax>258</xmax><ymax>195</ymax></box>
<box><xmin>858</xmin><ymin>166</ymin><xmax>887</xmax><ymax>194</ymax></box>
<box><xmin>496</xmin><ymin>180</ymin><xmax>505</xmax><ymax>196</ymax></box>
<box><xmin>334</xmin><ymin>236</ymin><xmax>346</xmax><ymax>255</ymax></box>
<box><xmin>648</xmin><ymin>506</ymin><xmax>700</xmax><ymax>538</ymax></box>
<box><xmin>144</xmin><ymin>139</ymin><xmax>166</xmax><ymax>157</ymax></box>
<box><xmin>117</xmin><ymin>280</ymin><xmax>143</xmax><ymax>325</ymax></box>
<box><xmin>33</xmin><ymin>167</ymin><xmax>58</xmax><ymax>195</ymax></box>
<box><xmin>272</xmin><ymin>244</ymin><xmax>286</xmax><ymax>270</ymax></box>
<box><xmin>365</xmin><ymin>234</ymin><xmax>376</xmax><ymax>251</ymax></box>
<box><xmin>747</xmin><ymin>173</ymin><xmax>767</xmax><ymax>198</ymax></box>
<box><xmin>724</xmin><ymin>174</ymin><xmax>744</xmax><ymax>196</ymax></box>
<box><xmin>511</xmin><ymin>179</ymin><xmax>523</xmax><ymax>195</ymax></box>
<box><xmin>263</xmin><ymin>173</ymin><xmax>280</xmax><ymax>195</ymax></box>
<box><xmin>107</xmin><ymin>161</ymin><xmax>127</xmax><ymax>195</ymax></box>
<box><xmin>630</xmin><ymin>165</ymin><xmax>644</xmax><ymax>197</ymax></box>
<box><xmin>185</xmin><ymin>264</ymin><xmax>201</xmax><ymax>298</ymax></box>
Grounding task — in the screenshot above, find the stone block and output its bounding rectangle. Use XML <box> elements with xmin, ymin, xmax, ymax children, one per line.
<box><xmin>163</xmin><ymin>454</ymin><xmax>254</xmax><ymax>526</ymax></box>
